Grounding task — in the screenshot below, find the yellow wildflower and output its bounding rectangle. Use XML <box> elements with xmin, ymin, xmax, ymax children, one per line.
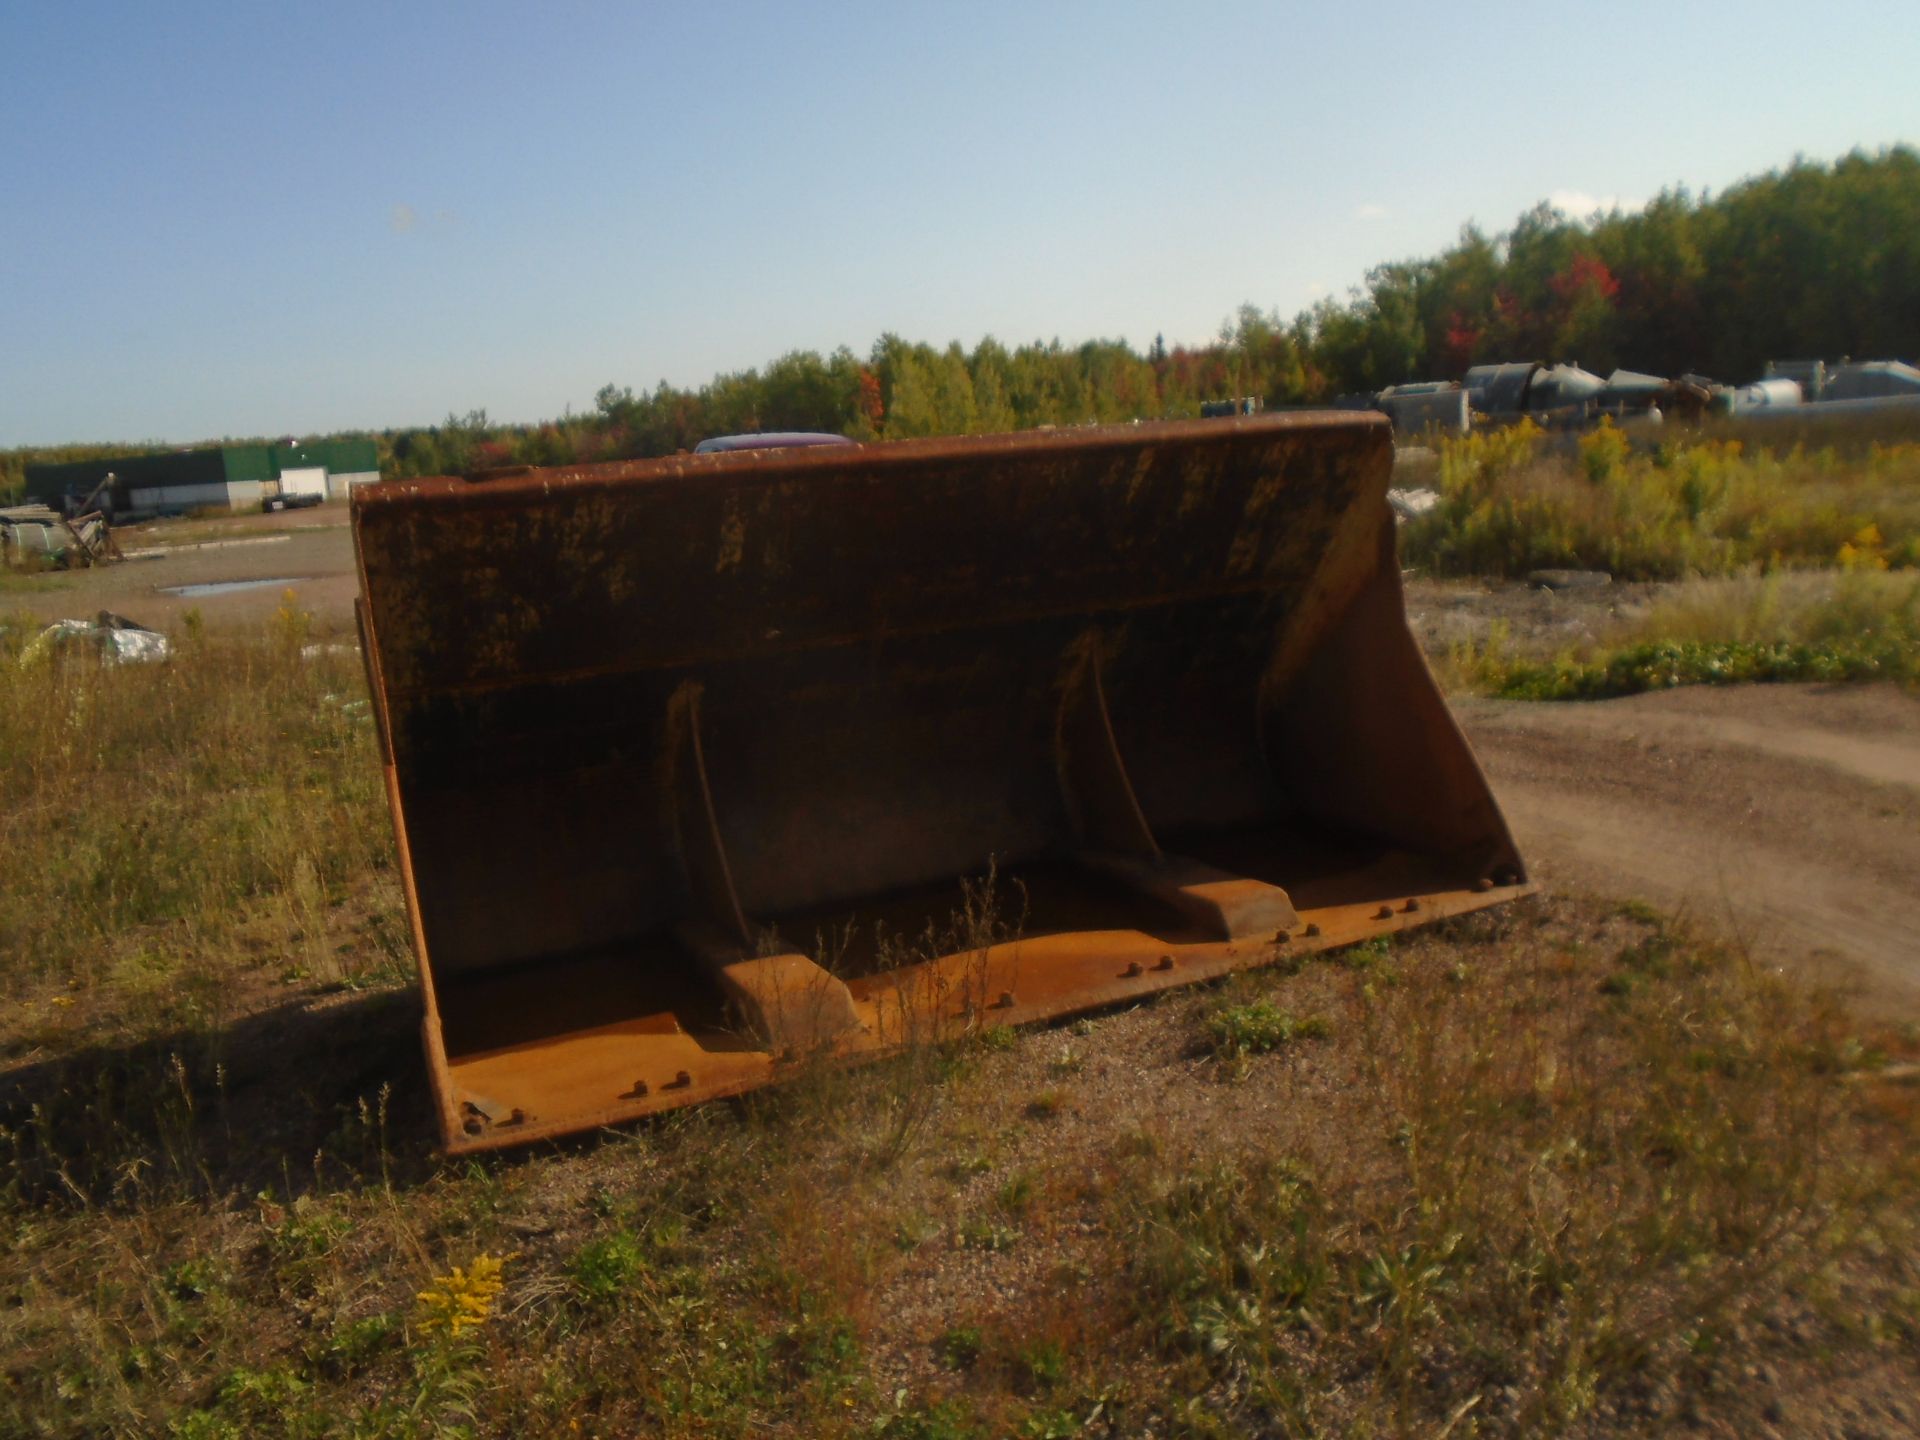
<box><xmin>415</xmin><ymin>1251</ymin><xmax>514</xmax><ymax>1337</ymax></box>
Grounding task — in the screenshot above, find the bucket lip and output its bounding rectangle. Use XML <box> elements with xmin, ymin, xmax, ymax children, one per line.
<box><xmin>352</xmin><ymin>411</ymin><xmax>1393</xmax><ymax>514</ymax></box>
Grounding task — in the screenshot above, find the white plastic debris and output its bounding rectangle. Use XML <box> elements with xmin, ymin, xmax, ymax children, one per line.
<box><xmin>21</xmin><ymin>612</ymin><xmax>171</xmax><ymax>665</ymax></box>
<box><xmin>1388</xmin><ymin>488</ymin><xmax>1440</xmax><ymax>521</ymax></box>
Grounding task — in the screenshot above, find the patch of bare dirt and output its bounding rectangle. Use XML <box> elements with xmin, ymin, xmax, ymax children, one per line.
<box><xmin>1404</xmin><ymin>573</ymin><xmax>1665</xmax><ymax>660</ymax></box>
<box><xmin>1458</xmin><ymin>683</ymin><xmax>1920</xmax><ymax>1019</ymax></box>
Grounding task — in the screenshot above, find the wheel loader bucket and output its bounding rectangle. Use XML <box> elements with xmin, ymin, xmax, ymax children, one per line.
<box><xmin>352</xmin><ymin>414</ymin><xmax>1531</xmax><ymax>1152</ymax></box>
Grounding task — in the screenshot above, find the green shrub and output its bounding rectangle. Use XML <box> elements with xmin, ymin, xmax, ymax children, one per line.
<box><xmin>1476</xmin><ymin>633</ymin><xmax>1917</xmax><ymax>701</ymax></box>
<box><xmin>1447</xmin><ymin>571</ymin><xmax>1920</xmax><ymax>699</ymax></box>
<box><xmin>568</xmin><ymin>1231</ymin><xmax>647</xmax><ymax>1308</ymax></box>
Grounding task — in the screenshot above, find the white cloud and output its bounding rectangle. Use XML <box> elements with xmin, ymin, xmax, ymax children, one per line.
<box><xmin>1548</xmin><ymin>189</ymin><xmax>1642</xmax><ymax>219</ymax></box>
<box><xmin>1353</xmin><ymin>202</ymin><xmax>1390</xmax><ymax>221</ymax></box>
<box><xmin>389</xmin><ymin>202</ymin><xmax>417</xmax><ymax>234</ymax></box>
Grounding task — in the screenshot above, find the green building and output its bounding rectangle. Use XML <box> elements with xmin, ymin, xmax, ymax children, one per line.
<box><xmin>24</xmin><ymin>439</ymin><xmax>380</xmax><ymax>514</ymax></box>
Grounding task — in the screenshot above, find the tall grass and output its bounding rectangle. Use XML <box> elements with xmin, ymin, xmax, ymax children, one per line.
<box><xmin>1445</xmin><ymin>569</ymin><xmax>1920</xmax><ymax>699</ymax></box>
<box><xmin>1405</xmin><ymin>422</ymin><xmax>1920</xmax><ymax>580</ymax></box>
<box><xmin>0</xmin><ymin>601</ymin><xmax>393</xmax><ymax>1031</ymax></box>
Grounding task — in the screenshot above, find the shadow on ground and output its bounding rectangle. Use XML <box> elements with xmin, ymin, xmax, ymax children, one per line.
<box><xmin>0</xmin><ymin>986</ymin><xmax>447</xmax><ymax>1207</ymax></box>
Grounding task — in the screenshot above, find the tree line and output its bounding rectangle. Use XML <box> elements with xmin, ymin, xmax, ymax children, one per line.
<box><xmin>6</xmin><ymin>144</ymin><xmax>1914</xmax><ymax>494</ymax></box>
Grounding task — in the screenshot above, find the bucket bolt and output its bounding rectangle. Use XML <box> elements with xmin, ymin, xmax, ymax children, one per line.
<box><xmin>1303</xmin><ymin>922</ymin><xmax>1321</xmax><ymax>938</ymax></box>
<box><xmin>1155</xmin><ymin>954</ymin><xmax>1176</xmax><ymax>972</ymax></box>
<box><xmin>994</xmin><ymin>991</ymin><xmax>1016</xmax><ymax>1009</ymax></box>
<box><xmin>1401</xmin><ymin>898</ymin><xmax>1421</xmax><ymax>914</ymax></box>
<box><xmin>1374</xmin><ymin>905</ymin><xmax>1395</xmax><ymax>921</ymax></box>
<box><xmin>1123</xmin><ymin>960</ymin><xmax>1145</xmax><ymax>978</ymax></box>
<box><xmin>1272</xmin><ymin>929</ymin><xmax>1290</xmax><ymax>944</ymax></box>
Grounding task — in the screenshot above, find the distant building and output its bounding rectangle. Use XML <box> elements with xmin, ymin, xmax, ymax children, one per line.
<box><xmin>23</xmin><ymin>439</ymin><xmax>380</xmax><ymax>516</ymax></box>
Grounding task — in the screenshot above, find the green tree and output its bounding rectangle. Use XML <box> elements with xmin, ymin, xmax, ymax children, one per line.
<box><xmin>884</xmin><ymin>352</ymin><xmax>941</xmax><ymax>437</ymax></box>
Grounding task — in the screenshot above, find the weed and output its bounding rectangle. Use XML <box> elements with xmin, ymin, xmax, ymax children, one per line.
<box><xmin>778</xmin><ymin>1307</ymin><xmax>861</xmax><ymax>1383</ymax></box>
<box><xmin>875</xmin><ymin>1399</ymin><xmax>987</xmax><ymax>1439</ymax></box>
<box><xmin>997</xmin><ymin>1170</ymin><xmax>1037</xmax><ymax>1216</ymax></box>
<box><xmin>1025</xmin><ymin>1090</ymin><xmax>1068</xmax><ymax>1119</ymax></box>
<box><xmin>1046</xmin><ymin>1046</ymin><xmax>1086</xmax><ymax>1078</ymax></box>
<box><xmin>1019</xmin><ymin>1407</ymin><xmax>1084</xmax><ymax>1438</ymax></box>
<box><xmin>414</xmin><ymin>1251</ymin><xmax>511</xmax><ymax>1338</ymax></box>
<box><xmin>1332</xmin><ymin>935</ymin><xmax>1392</xmax><ymax>969</ymax></box>
<box><xmin>167</xmin><ymin>1412</ymin><xmax>242</xmax><ymax>1439</ymax></box>
<box><xmin>956</xmin><ymin>1216</ymin><xmax>1019</xmax><ymax>1252</ymax></box>
<box><xmin>217</xmin><ymin>1363</ymin><xmax>308</xmax><ymax>1420</ymax></box>
<box><xmin>796</xmin><ymin>860</ymin><xmax>1029</xmax><ymax>1171</ymax></box>
<box><xmin>321</xmin><ymin>1313</ymin><xmax>397</xmax><ymax>1375</ymax></box>
<box><xmin>893</xmin><ymin>1213</ymin><xmax>939</xmax><ymax>1251</ymax></box>
<box><xmin>936</xmin><ymin>1324</ymin><xmax>984</xmax><ymax>1369</ymax></box>
<box><xmin>163</xmin><ymin>1257</ymin><xmax>218</xmax><ymax>1302</ymax></box>
<box><xmin>1202</xmin><ymin>1001</ymin><xmax>1330</xmax><ymax>1061</ymax></box>
<box><xmin>1017</xmin><ymin>1337</ymin><xmax>1070</xmax><ymax>1389</ymax></box>
<box><xmin>568</xmin><ymin>1230</ymin><xmax>647</xmax><ymax>1309</ymax></box>
<box><xmin>1614</xmin><ymin>898</ymin><xmax>1664</xmax><ymax>926</ymax></box>
<box><xmin>943</xmin><ymin>1152</ymin><xmax>993</xmax><ymax>1182</ymax></box>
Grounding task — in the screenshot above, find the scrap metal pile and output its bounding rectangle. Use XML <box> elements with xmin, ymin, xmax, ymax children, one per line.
<box><xmin>1354</xmin><ymin>357</ymin><xmax>1920</xmax><ymax>437</ymax></box>
<box><xmin>0</xmin><ymin>503</ymin><xmax>122</xmax><ymax>571</ymax></box>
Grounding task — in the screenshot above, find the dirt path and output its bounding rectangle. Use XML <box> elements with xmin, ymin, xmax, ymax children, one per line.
<box><xmin>1457</xmin><ymin>684</ymin><xmax>1920</xmax><ymax>1018</ymax></box>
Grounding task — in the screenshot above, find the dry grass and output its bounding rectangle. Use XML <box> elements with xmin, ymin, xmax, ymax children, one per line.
<box><xmin>5</xmin><ymin>889</ymin><xmax>1916</xmax><ymax>1435</ymax></box>
<box><xmin>1</xmin><ymin>596</ymin><xmax>1916</xmax><ymax>1437</ymax></box>
<box><xmin>1112</xmin><ymin>908</ymin><xmax>1920</xmax><ymax>1435</ymax></box>
<box><xmin>0</xmin><ymin>598</ymin><xmax>399</xmax><ymax>1049</ymax></box>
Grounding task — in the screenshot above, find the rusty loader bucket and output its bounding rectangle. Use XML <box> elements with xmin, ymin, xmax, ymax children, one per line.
<box><xmin>353</xmin><ymin>414</ymin><xmax>1530</xmax><ymax>1152</ymax></box>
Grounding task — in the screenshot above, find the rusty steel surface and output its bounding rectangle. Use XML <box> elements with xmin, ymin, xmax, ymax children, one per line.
<box><xmin>352</xmin><ymin>414</ymin><xmax>1532</xmax><ymax>1152</ymax></box>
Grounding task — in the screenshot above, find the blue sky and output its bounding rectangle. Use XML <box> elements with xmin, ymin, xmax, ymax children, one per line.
<box><xmin>2</xmin><ymin>1</ymin><xmax>1915</xmax><ymax>446</ymax></box>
